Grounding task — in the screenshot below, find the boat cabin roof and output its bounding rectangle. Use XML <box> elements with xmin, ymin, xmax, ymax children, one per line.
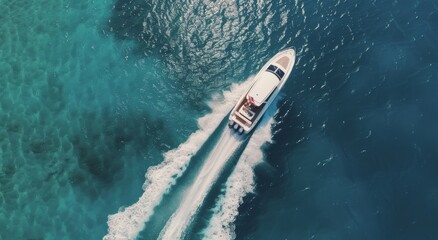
<box><xmin>247</xmin><ymin>71</ymin><xmax>279</xmax><ymax>106</ymax></box>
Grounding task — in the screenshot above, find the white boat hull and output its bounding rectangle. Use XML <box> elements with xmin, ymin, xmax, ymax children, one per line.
<box><xmin>228</xmin><ymin>48</ymin><xmax>296</xmax><ymax>134</ymax></box>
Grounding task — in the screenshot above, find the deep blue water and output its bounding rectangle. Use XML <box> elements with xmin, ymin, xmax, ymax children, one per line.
<box><xmin>1</xmin><ymin>0</ymin><xmax>437</xmax><ymax>239</ymax></box>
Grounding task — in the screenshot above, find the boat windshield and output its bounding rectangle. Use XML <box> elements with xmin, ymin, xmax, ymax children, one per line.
<box><xmin>267</xmin><ymin>65</ymin><xmax>277</xmax><ymax>73</ymax></box>
<box><xmin>276</xmin><ymin>68</ymin><xmax>285</xmax><ymax>78</ymax></box>
<box><xmin>267</xmin><ymin>65</ymin><xmax>285</xmax><ymax>80</ymax></box>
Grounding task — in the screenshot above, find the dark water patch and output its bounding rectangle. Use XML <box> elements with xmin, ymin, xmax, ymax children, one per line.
<box><xmin>108</xmin><ymin>0</ymin><xmax>150</xmax><ymax>41</ymax></box>
<box><xmin>276</xmin><ymin>0</ymin><xmax>438</xmax><ymax>181</ymax></box>
<box><xmin>70</xmin><ymin>108</ymin><xmax>174</xmax><ymax>196</ymax></box>
<box><xmin>374</xmin><ymin>171</ymin><xmax>438</xmax><ymax>239</ymax></box>
<box><xmin>237</xmin><ymin>132</ymin><xmax>388</xmax><ymax>239</ymax></box>
<box><xmin>233</xmin><ymin>0</ymin><xmax>438</xmax><ymax>239</ymax></box>
<box><xmin>29</xmin><ymin>140</ymin><xmax>49</xmax><ymax>154</ymax></box>
<box><xmin>5</xmin><ymin>122</ymin><xmax>21</xmax><ymax>133</ymax></box>
<box><xmin>429</xmin><ymin>11</ymin><xmax>438</xmax><ymax>29</ymax></box>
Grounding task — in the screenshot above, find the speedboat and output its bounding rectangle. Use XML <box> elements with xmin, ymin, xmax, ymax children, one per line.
<box><xmin>228</xmin><ymin>48</ymin><xmax>296</xmax><ymax>134</ymax></box>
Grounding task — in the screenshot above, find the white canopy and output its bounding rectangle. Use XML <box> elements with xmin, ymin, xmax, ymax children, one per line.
<box><xmin>247</xmin><ymin>72</ymin><xmax>279</xmax><ymax>106</ymax></box>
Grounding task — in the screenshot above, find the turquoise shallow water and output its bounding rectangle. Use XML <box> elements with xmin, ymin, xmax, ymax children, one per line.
<box><xmin>1</xmin><ymin>0</ymin><xmax>438</xmax><ymax>239</ymax></box>
<box><xmin>0</xmin><ymin>0</ymin><xmax>199</xmax><ymax>239</ymax></box>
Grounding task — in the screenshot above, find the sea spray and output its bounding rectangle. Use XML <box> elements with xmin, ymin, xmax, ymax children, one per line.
<box><xmin>158</xmin><ymin>130</ymin><xmax>243</xmax><ymax>240</ymax></box>
<box><xmin>104</xmin><ymin>80</ymin><xmax>252</xmax><ymax>240</ymax></box>
<box><xmin>202</xmin><ymin>102</ymin><xmax>278</xmax><ymax>240</ymax></box>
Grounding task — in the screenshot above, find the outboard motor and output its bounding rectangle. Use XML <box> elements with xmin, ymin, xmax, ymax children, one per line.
<box><xmin>233</xmin><ymin>123</ymin><xmax>239</xmax><ymax>130</ymax></box>
<box><xmin>238</xmin><ymin>127</ymin><xmax>244</xmax><ymax>134</ymax></box>
<box><xmin>228</xmin><ymin>120</ymin><xmax>234</xmax><ymax>128</ymax></box>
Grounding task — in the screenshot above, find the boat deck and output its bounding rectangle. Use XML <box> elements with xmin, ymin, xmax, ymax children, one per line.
<box><xmin>234</xmin><ymin>98</ymin><xmax>266</xmax><ymax>127</ymax></box>
<box><xmin>276</xmin><ymin>56</ymin><xmax>289</xmax><ymax>69</ymax></box>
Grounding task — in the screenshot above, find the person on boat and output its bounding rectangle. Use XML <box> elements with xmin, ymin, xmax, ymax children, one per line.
<box><xmin>245</xmin><ymin>96</ymin><xmax>255</xmax><ymax>108</ymax></box>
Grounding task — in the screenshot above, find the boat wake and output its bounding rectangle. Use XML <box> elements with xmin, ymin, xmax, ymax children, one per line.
<box><xmin>158</xmin><ymin>130</ymin><xmax>243</xmax><ymax>240</ymax></box>
<box><xmin>159</xmin><ymin>99</ymin><xmax>279</xmax><ymax>240</ymax></box>
<box><xmin>202</xmin><ymin>106</ymin><xmax>277</xmax><ymax>240</ymax></box>
<box><xmin>105</xmin><ymin>77</ymin><xmax>278</xmax><ymax>240</ymax></box>
<box><xmin>104</xmin><ymin>81</ymin><xmax>251</xmax><ymax>240</ymax></box>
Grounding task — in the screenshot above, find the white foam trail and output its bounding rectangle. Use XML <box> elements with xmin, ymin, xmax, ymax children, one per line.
<box><xmin>202</xmin><ymin>106</ymin><xmax>277</xmax><ymax>240</ymax></box>
<box><xmin>159</xmin><ymin>130</ymin><xmax>242</xmax><ymax>240</ymax></box>
<box><xmin>104</xmin><ymin>81</ymin><xmax>252</xmax><ymax>240</ymax></box>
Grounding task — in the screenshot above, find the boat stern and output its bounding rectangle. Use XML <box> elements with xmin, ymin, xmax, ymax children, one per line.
<box><xmin>228</xmin><ymin>114</ymin><xmax>252</xmax><ymax>134</ymax></box>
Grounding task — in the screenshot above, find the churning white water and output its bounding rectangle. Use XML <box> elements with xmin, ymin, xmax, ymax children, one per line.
<box><xmin>104</xmin><ymin>81</ymin><xmax>252</xmax><ymax>240</ymax></box>
<box><xmin>202</xmin><ymin>109</ymin><xmax>277</xmax><ymax>240</ymax></box>
<box><xmin>158</xmin><ymin>130</ymin><xmax>243</xmax><ymax>240</ymax></box>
